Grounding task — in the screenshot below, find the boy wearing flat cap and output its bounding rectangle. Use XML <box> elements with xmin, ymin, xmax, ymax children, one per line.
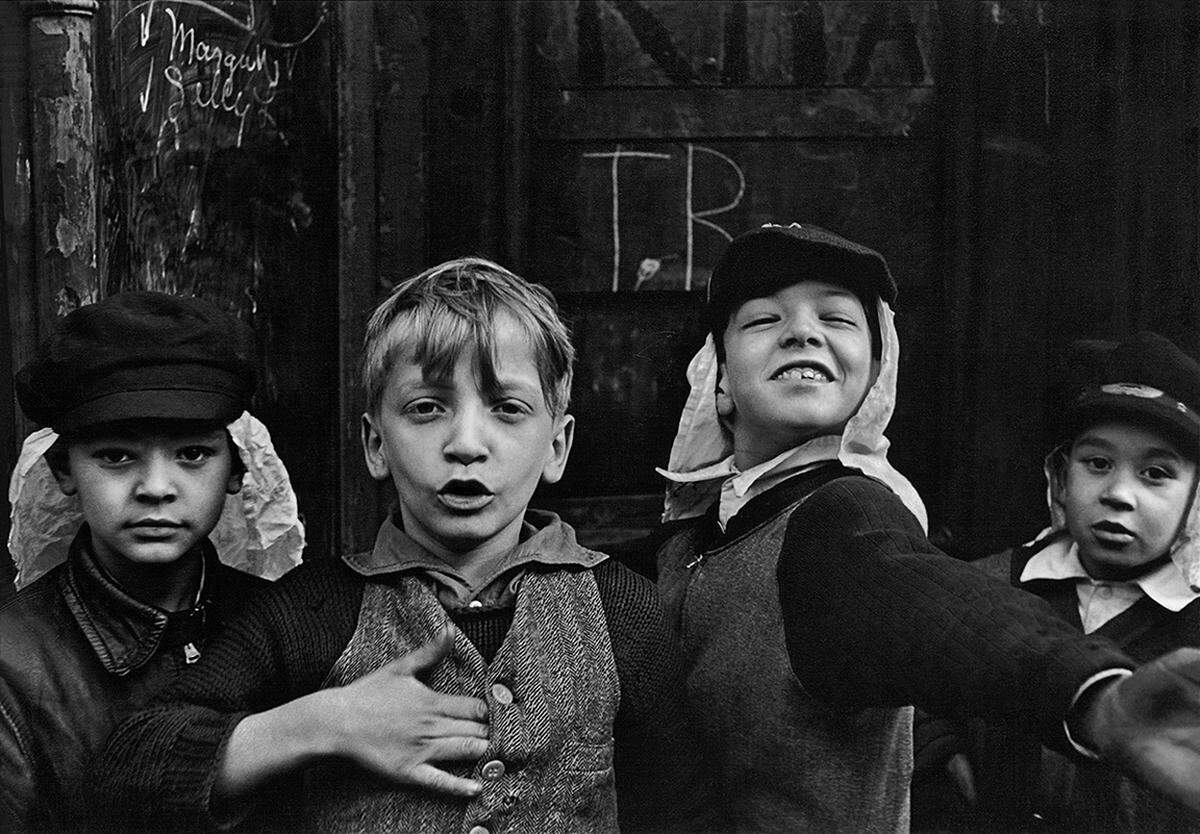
<box><xmin>656</xmin><ymin>223</ymin><xmax>1200</xmax><ymax>831</ymax></box>
<box><xmin>915</xmin><ymin>332</ymin><xmax>1200</xmax><ymax>833</ymax></box>
<box><xmin>0</xmin><ymin>292</ymin><xmax>300</xmax><ymax>832</ymax></box>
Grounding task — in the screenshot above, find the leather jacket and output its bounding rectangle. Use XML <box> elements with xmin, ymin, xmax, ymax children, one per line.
<box><xmin>0</xmin><ymin>527</ymin><xmax>268</xmax><ymax>832</ymax></box>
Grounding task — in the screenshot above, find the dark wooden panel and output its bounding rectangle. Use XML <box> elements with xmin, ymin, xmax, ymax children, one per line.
<box><xmin>0</xmin><ymin>0</ymin><xmax>30</xmax><ymax>599</ymax></box>
<box><xmin>536</xmin><ymin>0</ymin><xmax>937</xmax><ymax>88</ymax></box>
<box><xmin>538</xmin><ymin>290</ymin><xmax>706</xmax><ymax>499</ymax></box>
<box><xmin>337</xmin><ymin>0</ymin><xmax>388</xmax><ymax>555</ymax></box>
<box><xmin>938</xmin><ymin>0</ymin><xmax>1200</xmax><ymax>558</ymax></box>
<box><xmin>552</xmin><ymin>87</ymin><xmax>935</xmax><ymax>139</ymax></box>
<box><xmin>528</xmin><ymin>139</ymin><xmax>937</xmax><ymax>295</ymax></box>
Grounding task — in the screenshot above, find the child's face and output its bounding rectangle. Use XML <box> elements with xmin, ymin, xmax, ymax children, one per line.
<box><xmin>52</xmin><ymin>426</ymin><xmax>241</xmax><ymax>580</ymax></box>
<box><xmin>719</xmin><ymin>280</ymin><xmax>876</xmax><ymax>468</ymax></box>
<box><xmin>361</xmin><ymin>311</ymin><xmax>574</xmax><ymax>566</ymax></box>
<box><xmin>1062</xmin><ymin>421</ymin><xmax>1197</xmax><ymax>579</ymax></box>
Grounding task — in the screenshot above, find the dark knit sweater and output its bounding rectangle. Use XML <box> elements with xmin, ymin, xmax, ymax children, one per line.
<box><xmin>660</xmin><ymin>465</ymin><xmax>1136</xmax><ymax>831</ymax></box>
<box><xmin>912</xmin><ymin>542</ymin><xmax>1200</xmax><ymax>833</ymax></box>
<box><xmin>774</xmin><ymin>473</ymin><xmax>1133</xmax><ymax>743</ymax></box>
<box><xmin>99</xmin><ymin>551</ymin><xmax>706</xmax><ymax>832</ymax></box>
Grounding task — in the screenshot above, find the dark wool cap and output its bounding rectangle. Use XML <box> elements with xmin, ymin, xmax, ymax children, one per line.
<box><xmin>705</xmin><ymin>223</ymin><xmax>898</xmax><ymax>354</ymax></box>
<box><xmin>1061</xmin><ymin>331</ymin><xmax>1200</xmax><ymax>458</ymax></box>
<box><xmin>15</xmin><ymin>291</ymin><xmax>256</xmax><ymax>433</ymax></box>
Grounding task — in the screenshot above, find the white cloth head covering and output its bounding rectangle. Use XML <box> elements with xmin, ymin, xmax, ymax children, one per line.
<box><xmin>659</xmin><ymin>297</ymin><xmax>928</xmax><ymax>530</ymax></box>
<box><xmin>8</xmin><ymin>412</ymin><xmax>305</xmax><ymax>590</ymax></box>
<box><xmin>1042</xmin><ymin>448</ymin><xmax>1200</xmax><ymax>592</ymax></box>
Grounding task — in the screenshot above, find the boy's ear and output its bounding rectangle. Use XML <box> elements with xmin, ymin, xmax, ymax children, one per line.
<box><xmin>46</xmin><ymin>455</ymin><xmax>77</xmax><ymax>497</ymax></box>
<box><xmin>540</xmin><ymin>414</ymin><xmax>575</xmax><ymax>485</ymax></box>
<box><xmin>715</xmin><ymin>364</ymin><xmax>735</xmax><ymax>420</ymax></box>
<box><xmin>361</xmin><ymin>412</ymin><xmax>391</xmax><ymax>481</ymax></box>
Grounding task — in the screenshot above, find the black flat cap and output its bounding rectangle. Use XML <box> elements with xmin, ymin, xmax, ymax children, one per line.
<box><xmin>1061</xmin><ymin>331</ymin><xmax>1200</xmax><ymax>456</ymax></box>
<box><xmin>705</xmin><ymin>223</ymin><xmax>897</xmax><ymax>355</ymax></box>
<box><xmin>15</xmin><ymin>291</ymin><xmax>256</xmax><ymax>433</ymax></box>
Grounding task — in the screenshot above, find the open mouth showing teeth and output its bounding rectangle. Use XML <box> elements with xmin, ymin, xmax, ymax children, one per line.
<box><xmin>773</xmin><ymin>365</ymin><xmax>831</xmax><ymax>382</ymax></box>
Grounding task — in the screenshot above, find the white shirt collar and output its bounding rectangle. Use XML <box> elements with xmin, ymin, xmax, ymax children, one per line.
<box><xmin>716</xmin><ymin>446</ymin><xmax>831</xmax><ymax>531</ymax></box>
<box><xmin>1021</xmin><ymin>537</ymin><xmax>1200</xmax><ymax>612</ymax></box>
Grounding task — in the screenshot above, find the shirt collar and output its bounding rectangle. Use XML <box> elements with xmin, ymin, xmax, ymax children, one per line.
<box><xmin>659</xmin><ymin>444</ymin><xmax>835</xmax><ymax>531</ymax></box>
<box><xmin>59</xmin><ymin>526</ymin><xmax>214</xmax><ymax>675</ymax></box>
<box><xmin>342</xmin><ymin>509</ymin><xmax>606</xmax><ymax>605</ymax></box>
<box><xmin>1021</xmin><ymin>536</ymin><xmax>1200</xmax><ymax>612</ymax></box>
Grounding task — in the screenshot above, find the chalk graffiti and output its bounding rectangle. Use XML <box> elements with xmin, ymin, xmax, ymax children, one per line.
<box><xmin>686</xmin><ymin>144</ymin><xmax>744</xmax><ymax>290</ymax></box>
<box><xmin>584</xmin><ymin>143</ymin><xmax>745</xmax><ymax>291</ymax></box>
<box><xmin>123</xmin><ymin>0</ymin><xmax>325</xmax><ymax>150</ymax></box>
<box><xmin>582</xmin><ymin>145</ymin><xmax>672</xmax><ymax>291</ymax></box>
<box><xmin>101</xmin><ymin>0</ymin><xmax>328</xmax><ymax>307</ymax></box>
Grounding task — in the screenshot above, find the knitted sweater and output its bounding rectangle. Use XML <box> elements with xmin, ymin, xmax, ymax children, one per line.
<box><xmin>100</xmin><ymin>523</ymin><xmax>706</xmax><ymax>833</ymax></box>
<box><xmin>658</xmin><ymin>465</ymin><xmax>1134</xmax><ymax>833</ymax></box>
<box><xmin>913</xmin><ymin>543</ymin><xmax>1200</xmax><ymax>833</ymax></box>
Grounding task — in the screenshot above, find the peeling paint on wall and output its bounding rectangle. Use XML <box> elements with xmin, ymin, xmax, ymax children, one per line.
<box><xmin>54</xmin><ymin>215</ymin><xmax>81</xmax><ymax>256</ymax></box>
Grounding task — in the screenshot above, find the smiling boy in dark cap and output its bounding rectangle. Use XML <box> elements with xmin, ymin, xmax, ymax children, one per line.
<box><xmin>915</xmin><ymin>332</ymin><xmax>1200</xmax><ymax>833</ymax></box>
<box><xmin>0</xmin><ymin>292</ymin><xmax>287</xmax><ymax>832</ymax></box>
<box><xmin>656</xmin><ymin>222</ymin><xmax>1200</xmax><ymax>831</ymax></box>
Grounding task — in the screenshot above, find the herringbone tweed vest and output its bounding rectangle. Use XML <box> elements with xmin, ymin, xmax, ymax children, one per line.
<box><xmin>308</xmin><ymin>568</ymin><xmax>621</xmax><ymax>834</ymax></box>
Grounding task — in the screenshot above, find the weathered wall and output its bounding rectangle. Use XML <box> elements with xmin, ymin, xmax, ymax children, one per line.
<box><xmin>356</xmin><ymin>0</ymin><xmax>1199</xmax><ymax>555</ymax></box>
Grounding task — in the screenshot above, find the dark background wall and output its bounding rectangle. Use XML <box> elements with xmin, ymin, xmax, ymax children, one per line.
<box><xmin>2</xmin><ymin>1</ymin><xmax>1198</xmax><ymax>593</ymax></box>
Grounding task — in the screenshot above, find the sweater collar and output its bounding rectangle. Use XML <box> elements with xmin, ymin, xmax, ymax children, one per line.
<box><xmin>58</xmin><ymin>526</ymin><xmax>213</xmax><ymax>675</ymax></box>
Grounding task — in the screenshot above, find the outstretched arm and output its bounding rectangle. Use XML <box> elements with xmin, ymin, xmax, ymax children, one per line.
<box><xmin>776</xmin><ymin>477</ymin><xmax>1130</xmax><ymax>737</ymax></box>
<box><xmin>777</xmin><ymin>477</ymin><xmax>1200</xmax><ymax>814</ymax></box>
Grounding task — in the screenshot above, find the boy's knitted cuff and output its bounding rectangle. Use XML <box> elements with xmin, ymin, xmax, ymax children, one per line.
<box><xmin>1063</xmin><ymin>667</ymin><xmax>1135</xmax><ymax>760</ymax></box>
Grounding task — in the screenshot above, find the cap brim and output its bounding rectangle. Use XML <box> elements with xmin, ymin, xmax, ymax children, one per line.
<box><xmin>53</xmin><ymin>389</ymin><xmax>243</xmax><ymax>433</ymax></box>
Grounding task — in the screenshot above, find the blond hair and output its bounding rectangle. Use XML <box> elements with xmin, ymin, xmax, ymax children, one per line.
<box><xmin>361</xmin><ymin>257</ymin><xmax>575</xmax><ymax>417</ymax></box>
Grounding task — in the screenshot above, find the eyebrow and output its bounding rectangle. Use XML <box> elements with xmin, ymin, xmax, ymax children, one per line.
<box><xmin>491</xmin><ymin>374</ymin><xmax>545</xmax><ymax>399</ymax></box>
<box><xmin>1074</xmin><ymin>435</ymin><xmax>1185</xmax><ymax>461</ymax></box>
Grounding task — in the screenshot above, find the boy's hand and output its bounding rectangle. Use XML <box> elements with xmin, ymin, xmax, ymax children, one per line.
<box><xmin>1077</xmin><ymin>648</ymin><xmax>1200</xmax><ymax>813</ymax></box>
<box><xmin>330</xmin><ymin>628</ymin><xmax>491</xmax><ymax>797</ymax></box>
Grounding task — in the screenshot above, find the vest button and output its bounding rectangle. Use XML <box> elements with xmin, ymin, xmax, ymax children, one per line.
<box><xmin>481</xmin><ymin>759</ymin><xmax>506</xmax><ymax>780</ymax></box>
<box><xmin>468</xmin><ymin>826</ymin><xmax>490</xmax><ymax>834</ymax></box>
<box><xmin>490</xmin><ymin>682</ymin><xmax>514</xmax><ymax>705</ymax></box>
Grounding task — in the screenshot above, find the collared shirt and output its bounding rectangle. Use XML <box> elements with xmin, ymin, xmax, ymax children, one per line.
<box><xmin>1021</xmin><ymin>539</ymin><xmax>1200</xmax><ymax>633</ymax></box>
<box><xmin>342</xmin><ymin>509</ymin><xmax>606</xmax><ymax>612</ymax></box>
<box><xmin>660</xmin><ymin>446</ymin><xmax>835</xmax><ymax>531</ymax></box>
